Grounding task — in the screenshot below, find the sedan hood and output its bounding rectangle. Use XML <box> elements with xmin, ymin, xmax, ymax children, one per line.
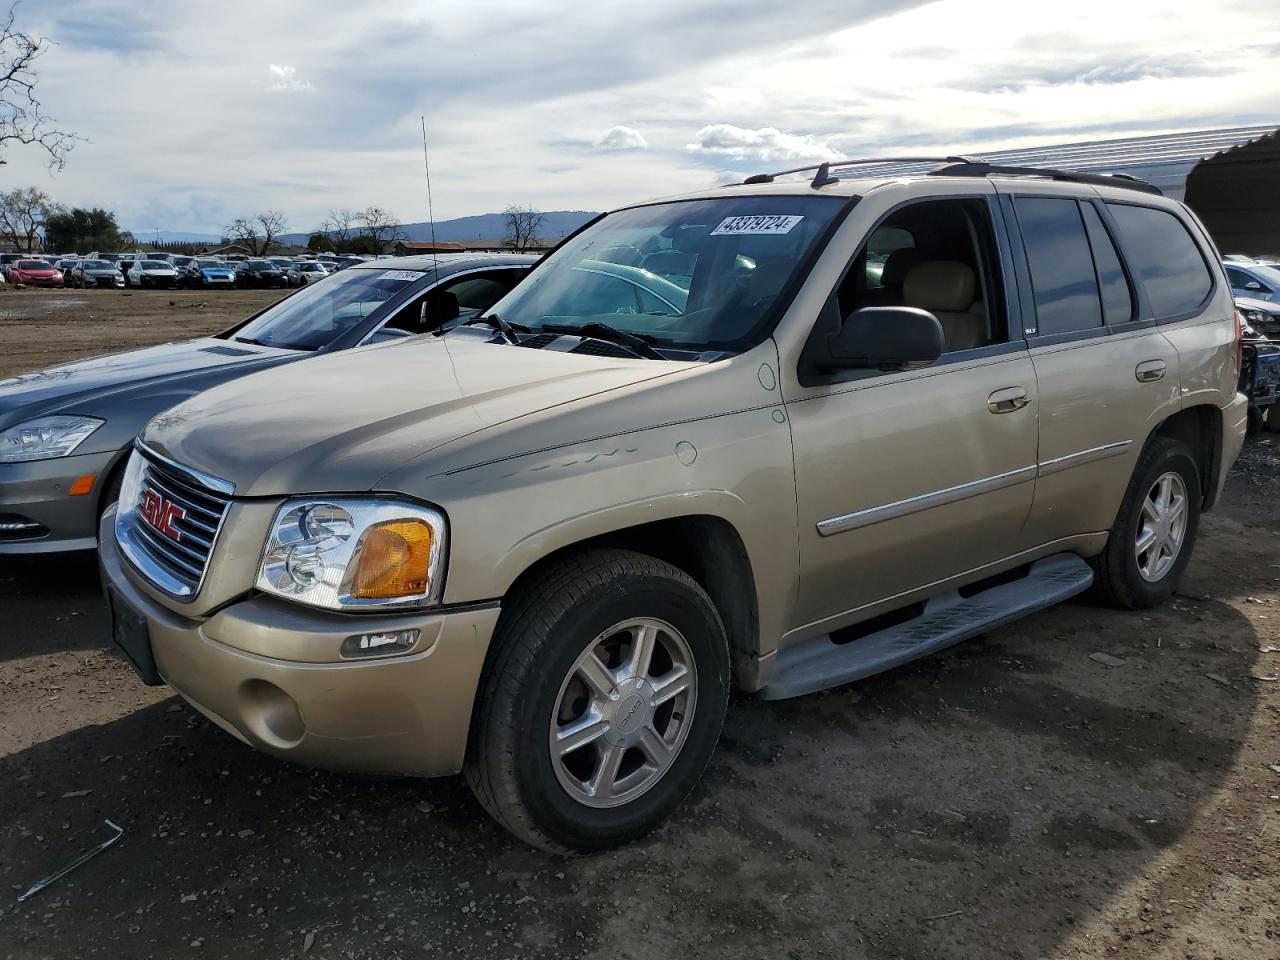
<box><xmin>143</xmin><ymin>335</ymin><xmax>695</xmax><ymax>496</ymax></box>
<box><xmin>1236</xmin><ymin>295</ymin><xmax>1279</xmax><ymax>315</ymax></box>
<box><xmin>0</xmin><ymin>338</ymin><xmax>298</xmax><ymax>426</ymax></box>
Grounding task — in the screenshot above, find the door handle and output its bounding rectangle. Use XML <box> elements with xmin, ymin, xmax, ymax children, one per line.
<box><xmin>988</xmin><ymin>386</ymin><xmax>1030</xmax><ymax>414</ymax></box>
<box><xmin>1135</xmin><ymin>360</ymin><xmax>1166</xmax><ymax>383</ymax></box>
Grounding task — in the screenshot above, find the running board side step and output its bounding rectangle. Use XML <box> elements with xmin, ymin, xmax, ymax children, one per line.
<box><xmin>760</xmin><ymin>553</ymin><xmax>1093</xmax><ymax>701</ymax></box>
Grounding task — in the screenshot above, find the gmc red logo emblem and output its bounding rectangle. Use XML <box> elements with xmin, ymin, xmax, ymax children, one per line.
<box><xmin>140</xmin><ymin>487</ymin><xmax>185</xmax><ymax>541</ymax></box>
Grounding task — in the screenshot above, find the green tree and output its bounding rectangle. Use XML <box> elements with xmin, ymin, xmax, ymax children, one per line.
<box><xmin>306</xmin><ymin>231</ymin><xmax>334</xmax><ymax>253</ymax></box>
<box><xmin>43</xmin><ymin>206</ymin><xmax>126</xmax><ymax>253</ymax></box>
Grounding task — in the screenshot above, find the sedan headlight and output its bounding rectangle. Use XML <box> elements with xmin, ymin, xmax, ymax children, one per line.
<box><xmin>255</xmin><ymin>498</ymin><xmax>447</xmax><ymax>610</ymax></box>
<box><xmin>0</xmin><ymin>415</ymin><xmax>104</xmax><ymax>463</ymax></box>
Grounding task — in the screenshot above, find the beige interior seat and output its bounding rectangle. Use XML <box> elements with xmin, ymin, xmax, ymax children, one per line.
<box><xmin>902</xmin><ymin>260</ymin><xmax>987</xmax><ymax>352</ymax></box>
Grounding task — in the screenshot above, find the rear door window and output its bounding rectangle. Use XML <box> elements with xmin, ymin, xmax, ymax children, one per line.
<box><xmin>1079</xmin><ymin>203</ymin><xmax>1133</xmax><ymax>324</ymax></box>
<box><xmin>1014</xmin><ymin>197</ymin><xmax>1103</xmax><ymax>336</ymax></box>
<box><xmin>1105</xmin><ymin>203</ymin><xmax>1213</xmax><ymax>319</ymax></box>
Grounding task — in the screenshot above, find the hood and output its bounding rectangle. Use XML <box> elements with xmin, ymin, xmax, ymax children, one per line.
<box><xmin>143</xmin><ymin>334</ymin><xmax>696</xmax><ymax>496</ymax></box>
<box><xmin>1236</xmin><ymin>295</ymin><xmax>1280</xmax><ymax>316</ymax></box>
<box><xmin>0</xmin><ymin>338</ymin><xmax>298</xmax><ymax>425</ymax></box>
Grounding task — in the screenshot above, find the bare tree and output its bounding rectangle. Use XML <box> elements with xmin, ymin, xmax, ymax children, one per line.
<box><xmin>358</xmin><ymin>206</ymin><xmax>403</xmax><ymax>254</ymax></box>
<box><xmin>323</xmin><ymin>208</ymin><xmax>359</xmax><ymax>250</ymax></box>
<box><xmin>502</xmin><ymin>205</ymin><xmax>545</xmax><ymax>252</ymax></box>
<box><xmin>0</xmin><ymin>7</ymin><xmax>79</xmax><ymax>169</ymax></box>
<box><xmin>224</xmin><ymin>210</ymin><xmax>288</xmax><ymax>256</ymax></box>
<box><xmin>0</xmin><ymin>185</ymin><xmax>55</xmax><ymax>251</ymax></box>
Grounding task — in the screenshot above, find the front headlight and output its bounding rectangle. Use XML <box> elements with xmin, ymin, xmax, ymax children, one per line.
<box><xmin>0</xmin><ymin>415</ymin><xmax>104</xmax><ymax>463</ymax></box>
<box><xmin>255</xmin><ymin>497</ymin><xmax>447</xmax><ymax>610</ymax></box>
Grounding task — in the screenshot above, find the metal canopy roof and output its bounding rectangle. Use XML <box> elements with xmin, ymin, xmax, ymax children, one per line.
<box><xmin>831</xmin><ymin>123</ymin><xmax>1280</xmax><ymax>199</ymax></box>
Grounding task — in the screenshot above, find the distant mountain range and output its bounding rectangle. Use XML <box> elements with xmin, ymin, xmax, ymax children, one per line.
<box><xmin>277</xmin><ymin>210</ymin><xmax>599</xmax><ymax>247</ymax></box>
<box><xmin>128</xmin><ymin>211</ymin><xmax>599</xmax><ymax>249</ymax></box>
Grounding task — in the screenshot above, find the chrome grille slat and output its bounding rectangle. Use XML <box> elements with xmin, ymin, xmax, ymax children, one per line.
<box><xmin>135</xmin><ymin>518</ymin><xmax>208</xmax><ymax>564</ymax></box>
<box><xmin>133</xmin><ymin>521</ymin><xmax>205</xmax><ymax>576</ymax></box>
<box><xmin>127</xmin><ymin>454</ymin><xmax>232</xmax><ymax>596</ymax></box>
<box><xmin>142</xmin><ymin>469</ymin><xmax>225</xmax><ymax>519</ymax></box>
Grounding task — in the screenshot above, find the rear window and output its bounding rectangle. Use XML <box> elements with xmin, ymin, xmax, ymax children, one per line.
<box><xmin>1105</xmin><ymin>203</ymin><xmax>1213</xmax><ymax>319</ymax></box>
<box><xmin>1014</xmin><ymin>197</ymin><xmax>1102</xmax><ymax>336</ymax></box>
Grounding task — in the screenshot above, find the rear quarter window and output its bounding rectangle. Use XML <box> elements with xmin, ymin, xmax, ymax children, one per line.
<box><xmin>1105</xmin><ymin>203</ymin><xmax>1213</xmax><ymax>319</ymax></box>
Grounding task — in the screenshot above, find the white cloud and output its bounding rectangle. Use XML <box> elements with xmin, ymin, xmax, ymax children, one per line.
<box><xmin>593</xmin><ymin>125</ymin><xmax>648</xmax><ymax>150</ymax></box>
<box><xmin>685</xmin><ymin>124</ymin><xmax>842</xmax><ymax>163</ymax></box>
<box><xmin>8</xmin><ymin>1</ymin><xmax>1278</xmax><ymax>235</ymax></box>
<box><xmin>267</xmin><ymin>63</ymin><xmax>312</xmax><ymax>92</ymax></box>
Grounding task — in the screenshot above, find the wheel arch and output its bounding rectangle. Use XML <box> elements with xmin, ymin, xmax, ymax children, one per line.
<box><xmin>491</xmin><ymin>513</ymin><xmax>761</xmax><ymax>690</ymax></box>
<box><xmin>1146</xmin><ymin>403</ymin><xmax>1222</xmax><ymax>510</ymax></box>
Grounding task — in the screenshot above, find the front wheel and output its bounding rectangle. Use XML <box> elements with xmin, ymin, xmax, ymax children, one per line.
<box><xmin>465</xmin><ymin>549</ymin><xmax>729</xmax><ymax>853</ymax></box>
<box><xmin>1092</xmin><ymin>436</ymin><xmax>1201</xmax><ymax>609</ymax></box>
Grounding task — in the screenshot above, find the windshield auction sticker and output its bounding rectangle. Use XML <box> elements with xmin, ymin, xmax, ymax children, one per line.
<box><xmin>377</xmin><ymin>270</ymin><xmax>425</xmax><ymax>282</ymax></box>
<box><xmin>710</xmin><ymin>215</ymin><xmax>804</xmax><ymax>236</ymax></box>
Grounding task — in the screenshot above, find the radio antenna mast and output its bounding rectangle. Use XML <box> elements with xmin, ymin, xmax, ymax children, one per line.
<box><xmin>420</xmin><ymin>115</ymin><xmax>439</xmax><ymax>275</ymax></box>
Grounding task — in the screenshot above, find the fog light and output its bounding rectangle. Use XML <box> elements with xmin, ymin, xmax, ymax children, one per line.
<box><xmin>341</xmin><ymin>628</ymin><xmax>420</xmax><ymax>659</ymax></box>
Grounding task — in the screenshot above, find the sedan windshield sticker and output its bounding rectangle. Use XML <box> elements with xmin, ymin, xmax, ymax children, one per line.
<box><xmin>377</xmin><ymin>270</ymin><xmax>424</xmax><ymax>282</ymax></box>
<box><xmin>710</xmin><ymin>214</ymin><xmax>804</xmax><ymax>236</ymax></box>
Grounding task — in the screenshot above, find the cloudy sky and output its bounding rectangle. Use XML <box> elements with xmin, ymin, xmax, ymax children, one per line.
<box><xmin>4</xmin><ymin>0</ymin><xmax>1278</xmax><ymax>237</ymax></box>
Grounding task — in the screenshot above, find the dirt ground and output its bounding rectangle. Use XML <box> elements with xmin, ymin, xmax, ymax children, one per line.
<box><xmin>0</xmin><ymin>287</ymin><xmax>288</xmax><ymax>380</ymax></box>
<box><xmin>1</xmin><ymin>295</ymin><xmax>1279</xmax><ymax>959</ymax></box>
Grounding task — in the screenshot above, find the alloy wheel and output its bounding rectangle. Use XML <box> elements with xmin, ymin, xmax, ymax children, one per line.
<box><xmin>548</xmin><ymin>618</ymin><xmax>697</xmax><ymax>809</ymax></box>
<box><xmin>1135</xmin><ymin>470</ymin><xmax>1188</xmax><ymax>582</ymax></box>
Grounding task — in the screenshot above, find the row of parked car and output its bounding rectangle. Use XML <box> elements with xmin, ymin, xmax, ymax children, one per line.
<box><xmin>0</xmin><ymin>251</ymin><xmax>378</xmax><ymax>290</ymax></box>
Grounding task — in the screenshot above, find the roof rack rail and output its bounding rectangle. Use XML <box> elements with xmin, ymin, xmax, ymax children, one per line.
<box><xmin>743</xmin><ymin>156</ymin><xmax>983</xmax><ymax>188</ymax></box>
<box><xmin>928</xmin><ymin>162</ymin><xmax>1163</xmax><ymax>196</ymax></box>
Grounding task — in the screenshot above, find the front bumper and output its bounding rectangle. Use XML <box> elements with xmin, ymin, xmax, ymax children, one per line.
<box><xmin>99</xmin><ymin>510</ymin><xmax>498</xmax><ymax>778</ymax></box>
<box><xmin>0</xmin><ymin>449</ymin><xmax>116</xmax><ymax>553</ymax></box>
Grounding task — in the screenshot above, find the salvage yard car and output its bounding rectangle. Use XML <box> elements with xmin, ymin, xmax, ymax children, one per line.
<box><xmin>5</xmin><ymin>258</ymin><xmax>65</xmax><ymax>287</ymax></box>
<box><xmin>126</xmin><ymin>259</ymin><xmax>180</xmax><ymax>289</ymax></box>
<box><xmin>67</xmin><ymin>259</ymin><xmax>126</xmax><ymax>289</ymax></box>
<box><xmin>0</xmin><ymin>253</ymin><xmax>534</xmax><ymax>553</ymax></box>
<box><xmin>183</xmin><ymin>258</ymin><xmax>238</xmax><ymax>289</ymax></box>
<box><xmin>100</xmin><ymin>159</ymin><xmax>1246</xmax><ymax>853</ymax></box>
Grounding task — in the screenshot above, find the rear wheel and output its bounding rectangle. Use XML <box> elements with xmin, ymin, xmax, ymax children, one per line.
<box><xmin>465</xmin><ymin>549</ymin><xmax>730</xmax><ymax>853</ymax></box>
<box><xmin>1092</xmin><ymin>436</ymin><xmax>1200</xmax><ymax>609</ymax></box>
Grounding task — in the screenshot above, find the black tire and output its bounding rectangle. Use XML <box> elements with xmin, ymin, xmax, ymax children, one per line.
<box><xmin>465</xmin><ymin>548</ymin><xmax>730</xmax><ymax>854</ymax></box>
<box><xmin>1092</xmin><ymin>436</ymin><xmax>1201</xmax><ymax>610</ymax></box>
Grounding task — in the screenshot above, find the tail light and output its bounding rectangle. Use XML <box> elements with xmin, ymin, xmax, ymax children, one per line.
<box><xmin>1234</xmin><ymin>307</ymin><xmax>1245</xmax><ymax>382</ymax></box>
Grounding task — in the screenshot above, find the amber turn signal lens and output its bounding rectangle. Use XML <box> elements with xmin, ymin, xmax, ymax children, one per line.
<box><xmin>350</xmin><ymin>519</ymin><xmax>433</xmax><ymax>600</ymax></box>
<box><xmin>68</xmin><ymin>474</ymin><xmax>95</xmax><ymax>497</ymax></box>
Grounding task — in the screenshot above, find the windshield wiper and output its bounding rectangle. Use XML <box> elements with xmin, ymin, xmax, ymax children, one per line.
<box><xmin>542</xmin><ymin>322</ymin><xmax>665</xmax><ymax>360</ymax></box>
<box><xmin>455</xmin><ymin>313</ymin><xmax>529</xmax><ymax>344</ymax></box>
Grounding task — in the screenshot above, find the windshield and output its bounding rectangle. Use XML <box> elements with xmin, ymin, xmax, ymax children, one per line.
<box><xmin>487</xmin><ymin>195</ymin><xmax>844</xmax><ymax>353</ymax></box>
<box><xmin>141</xmin><ymin>260</ymin><xmax>170</xmax><ymax>269</ymax></box>
<box><xmin>1247</xmin><ymin>265</ymin><xmax>1280</xmax><ymax>288</ymax></box>
<box><xmin>196</xmin><ymin>259</ymin><xmax>223</xmax><ymax>268</ymax></box>
<box><xmin>232</xmin><ymin>267</ymin><xmax>423</xmax><ymax>350</ymax></box>
<box><xmin>17</xmin><ymin>260</ymin><xmax>48</xmax><ymax>269</ymax></box>
<box><xmin>83</xmin><ymin>260</ymin><xmax>111</xmax><ymax>269</ymax></box>
<box><xmin>248</xmin><ymin>260</ymin><xmax>274</xmax><ymax>269</ymax></box>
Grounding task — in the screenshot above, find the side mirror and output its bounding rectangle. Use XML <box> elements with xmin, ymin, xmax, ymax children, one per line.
<box><xmin>368</xmin><ymin>327</ymin><xmax>415</xmax><ymax>345</ymax></box>
<box><xmin>821</xmin><ymin>306</ymin><xmax>944</xmax><ymax>371</ymax></box>
<box><xmin>1245</xmin><ymin>281</ymin><xmax>1264</xmax><ymax>291</ymax></box>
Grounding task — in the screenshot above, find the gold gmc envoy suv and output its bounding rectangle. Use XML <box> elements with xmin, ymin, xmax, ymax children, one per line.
<box><xmin>101</xmin><ymin>158</ymin><xmax>1248</xmax><ymax>852</ymax></box>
